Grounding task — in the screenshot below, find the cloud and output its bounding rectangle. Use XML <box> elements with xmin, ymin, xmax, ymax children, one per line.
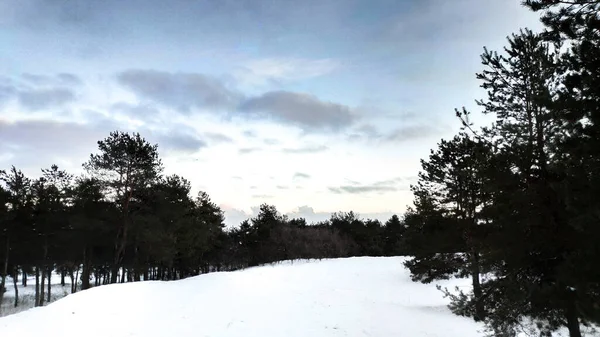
<box><xmin>328</xmin><ymin>178</ymin><xmax>408</xmax><ymax>194</ymax></box>
<box><xmin>57</xmin><ymin>73</ymin><xmax>83</xmax><ymax>86</ymax></box>
<box><xmin>21</xmin><ymin>73</ymin><xmax>83</xmax><ymax>87</ymax></box>
<box><xmin>239</xmin><ymin>91</ymin><xmax>355</xmax><ymax>131</ymax></box>
<box><xmin>263</xmin><ymin>138</ymin><xmax>280</xmax><ymax>145</ymax></box>
<box><xmin>242</xmin><ymin>130</ymin><xmax>257</xmax><ymax>138</ymax></box>
<box><xmin>238</xmin><ymin>147</ymin><xmax>261</xmax><ymax>154</ymax></box>
<box><xmin>276</xmin><ymin>185</ymin><xmax>289</xmax><ymax>190</ymax></box>
<box><xmin>0</xmin><ymin>116</ymin><xmax>210</xmax><ymax>174</ymax></box>
<box><xmin>155</xmin><ymin>132</ymin><xmax>207</xmax><ymax>154</ymax></box>
<box><xmin>282</xmin><ymin>145</ymin><xmax>328</xmax><ymax>154</ymax></box>
<box><xmin>0</xmin><ymin>119</ymin><xmax>108</xmax><ymax>172</ymax></box>
<box><xmin>252</xmin><ymin>194</ymin><xmax>274</xmax><ymax>199</ymax></box>
<box><xmin>349</xmin><ymin>123</ymin><xmax>447</xmax><ymax>143</ymax></box>
<box><xmin>204</xmin><ymin>132</ymin><xmax>233</xmax><ymax>144</ymax></box>
<box><xmin>117</xmin><ymin>69</ymin><xmax>241</xmax><ymax>113</ymax></box>
<box><xmin>328</xmin><ymin>185</ymin><xmax>397</xmax><ymax>194</ymax></box>
<box><xmin>17</xmin><ymin>87</ymin><xmax>76</xmax><ymax>111</ymax></box>
<box><xmin>0</xmin><ymin>73</ymin><xmax>82</xmax><ymax>110</ymax></box>
<box><xmin>0</xmin><ymin>85</ymin><xmax>16</xmax><ymax>106</ymax></box>
<box><xmin>235</xmin><ymin>57</ymin><xmax>340</xmax><ymax>86</ymax></box>
<box><xmin>293</xmin><ymin>172</ymin><xmax>311</xmax><ymax>179</ymax></box>
<box><xmin>384</xmin><ymin>125</ymin><xmax>444</xmax><ymax>142</ymax></box>
<box><xmin>111</xmin><ymin>102</ymin><xmax>161</xmax><ymax>118</ymax></box>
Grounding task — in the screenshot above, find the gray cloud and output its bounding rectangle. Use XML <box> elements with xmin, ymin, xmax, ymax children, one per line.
<box><xmin>238</xmin><ymin>147</ymin><xmax>261</xmax><ymax>154</ymax></box>
<box><xmin>263</xmin><ymin>138</ymin><xmax>280</xmax><ymax>145</ymax></box>
<box><xmin>282</xmin><ymin>145</ymin><xmax>328</xmax><ymax>154</ymax></box>
<box><xmin>293</xmin><ymin>172</ymin><xmax>311</xmax><ymax>179</ymax></box>
<box><xmin>385</xmin><ymin>125</ymin><xmax>443</xmax><ymax>142</ymax></box>
<box><xmin>349</xmin><ymin>123</ymin><xmax>447</xmax><ymax>143</ymax></box>
<box><xmin>204</xmin><ymin>132</ymin><xmax>233</xmax><ymax>144</ymax></box>
<box><xmin>116</xmin><ymin>70</ymin><xmax>357</xmax><ymax>132</ymax></box>
<box><xmin>239</xmin><ymin>91</ymin><xmax>355</xmax><ymax>131</ymax></box>
<box><xmin>17</xmin><ymin>87</ymin><xmax>76</xmax><ymax>111</ymax></box>
<box><xmin>252</xmin><ymin>194</ymin><xmax>274</xmax><ymax>199</ymax></box>
<box><xmin>328</xmin><ymin>178</ymin><xmax>408</xmax><ymax>195</ymax></box>
<box><xmin>329</xmin><ymin>185</ymin><xmax>397</xmax><ymax>194</ymax></box>
<box><xmin>0</xmin><ymin>73</ymin><xmax>82</xmax><ymax>110</ymax></box>
<box><xmin>0</xmin><ymin>119</ymin><xmax>107</xmax><ymax>173</ymax></box>
<box><xmin>155</xmin><ymin>132</ymin><xmax>207</xmax><ymax>154</ymax></box>
<box><xmin>0</xmin><ymin>116</ymin><xmax>209</xmax><ymax>175</ymax></box>
<box><xmin>0</xmin><ymin>85</ymin><xmax>16</xmax><ymax>106</ymax></box>
<box><xmin>21</xmin><ymin>73</ymin><xmax>83</xmax><ymax>87</ymax></box>
<box><xmin>242</xmin><ymin>130</ymin><xmax>257</xmax><ymax>138</ymax></box>
<box><xmin>117</xmin><ymin>69</ymin><xmax>241</xmax><ymax>113</ymax></box>
<box><xmin>57</xmin><ymin>73</ymin><xmax>83</xmax><ymax>86</ymax></box>
<box><xmin>111</xmin><ymin>102</ymin><xmax>161</xmax><ymax>118</ymax></box>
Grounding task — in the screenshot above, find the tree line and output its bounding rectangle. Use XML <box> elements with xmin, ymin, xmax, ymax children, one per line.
<box><xmin>400</xmin><ymin>2</ymin><xmax>600</xmax><ymax>336</ymax></box>
<box><xmin>0</xmin><ymin>131</ymin><xmax>407</xmax><ymax>313</ymax></box>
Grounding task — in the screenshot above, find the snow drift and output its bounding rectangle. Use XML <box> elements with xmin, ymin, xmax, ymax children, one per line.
<box><xmin>0</xmin><ymin>257</ymin><xmax>483</xmax><ymax>337</ymax></box>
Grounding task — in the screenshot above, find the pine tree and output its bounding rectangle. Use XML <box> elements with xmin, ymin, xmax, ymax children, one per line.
<box><xmin>0</xmin><ymin>167</ymin><xmax>32</xmax><ymax>309</ymax></box>
<box><xmin>403</xmin><ymin>133</ymin><xmax>493</xmax><ymax>321</ymax></box>
<box><xmin>383</xmin><ymin>215</ymin><xmax>405</xmax><ymax>256</ymax></box>
<box><xmin>83</xmin><ymin>131</ymin><xmax>163</xmax><ymax>283</ymax></box>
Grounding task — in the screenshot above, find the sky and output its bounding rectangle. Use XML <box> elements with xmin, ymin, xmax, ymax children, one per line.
<box><xmin>0</xmin><ymin>0</ymin><xmax>542</xmax><ymax>227</ymax></box>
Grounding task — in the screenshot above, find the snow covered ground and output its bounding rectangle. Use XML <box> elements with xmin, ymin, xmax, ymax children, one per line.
<box><xmin>0</xmin><ymin>257</ymin><xmax>486</xmax><ymax>336</ymax></box>
<box><xmin>1</xmin><ymin>271</ymin><xmax>73</xmax><ymax>317</ymax></box>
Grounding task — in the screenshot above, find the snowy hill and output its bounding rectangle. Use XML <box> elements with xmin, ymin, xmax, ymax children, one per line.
<box><xmin>0</xmin><ymin>257</ymin><xmax>483</xmax><ymax>337</ymax></box>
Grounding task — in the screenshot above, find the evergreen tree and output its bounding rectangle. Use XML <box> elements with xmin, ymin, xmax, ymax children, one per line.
<box><xmin>83</xmin><ymin>131</ymin><xmax>163</xmax><ymax>283</ymax></box>
<box><xmin>403</xmin><ymin>133</ymin><xmax>492</xmax><ymax>321</ymax></box>
<box><xmin>383</xmin><ymin>215</ymin><xmax>405</xmax><ymax>256</ymax></box>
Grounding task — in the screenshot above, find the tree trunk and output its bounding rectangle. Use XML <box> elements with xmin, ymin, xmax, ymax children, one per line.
<box><xmin>61</xmin><ymin>269</ymin><xmax>66</xmax><ymax>287</ymax></box>
<box><xmin>40</xmin><ymin>266</ymin><xmax>46</xmax><ymax>306</ymax></box>
<box><xmin>120</xmin><ymin>267</ymin><xmax>126</xmax><ymax>283</ymax></box>
<box><xmin>0</xmin><ymin>236</ymin><xmax>9</xmax><ymax>309</ymax></box>
<box><xmin>111</xmin><ymin>190</ymin><xmax>131</xmax><ymax>284</ymax></box>
<box><xmin>69</xmin><ymin>269</ymin><xmax>75</xmax><ymax>294</ymax></box>
<box><xmin>565</xmin><ymin>295</ymin><xmax>582</xmax><ymax>337</ymax></box>
<box><xmin>143</xmin><ymin>268</ymin><xmax>148</xmax><ymax>281</ymax></box>
<box><xmin>81</xmin><ymin>247</ymin><xmax>90</xmax><ymax>290</ymax></box>
<box><xmin>40</xmin><ymin>241</ymin><xmax>49</xmax><ymax>306</ymax></box>
<box><xmin>22</xmin><ymin>270</ymin><xmax>27</xmax><ymax>287</ymax></box>
<box><xmin>73</xmin><ymin>266</ymin><xmax>80</xmax><ymax>293</ymax></box>
<box><xmin>470</xmin><ymin>249</ymin><xmax>485</xmax><ymax>321</ymax></box>
<box><xmin>12</xmin><ymin>266</ymin><xmax>18</xmax><ymax>308</ymax></box>
<box><xmin>34</xmin><ymin>267</ymin><xmax>40</xmax><ymax>307</ymax></box>
<box><xmin>47</xmin><ymin>268</ymin><xmax>52</xmax><ymax>303</ymax></box>
<box><xmin>110</xmin><ymin>263</ymin><xmax>119</xmax><ymax>284</ymax></box>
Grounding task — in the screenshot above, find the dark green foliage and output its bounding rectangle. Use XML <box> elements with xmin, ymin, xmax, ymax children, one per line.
<box><xmin>1</xmin><ymin>129</ymin><xmax>399</xmax><ymax>313</ymax></box>
<box><xmin>383</xmin><ymin>215</ymin><xmax>405</xmax><ymax>256</ymax></box>
<box><xmin>402</xmin><ymin>3</ymin><xmax>600</xmax><ymax>336</ymax></box>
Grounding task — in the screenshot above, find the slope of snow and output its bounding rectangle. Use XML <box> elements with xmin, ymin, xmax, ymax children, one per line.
<box><xmin>0</xmin><ymin>257</ymin><xmax>484</xmax><ymax>337</ymax></box>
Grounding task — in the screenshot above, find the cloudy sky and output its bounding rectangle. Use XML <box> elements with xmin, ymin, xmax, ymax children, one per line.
<box><xmin>0</xmin><ymin>0</ymin><xmax>541</xmax><ymax>226</ymax></box>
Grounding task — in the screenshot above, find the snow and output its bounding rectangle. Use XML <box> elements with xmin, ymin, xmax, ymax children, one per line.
<box><xmin>0</xmin><ymin>257</ymin><xmax>485</xmax><ymax>337</ymax></box>
<box><xmin>1</xmin><ymin>272</ymin><xmax>73</xmax><ymax>316</ymax></box>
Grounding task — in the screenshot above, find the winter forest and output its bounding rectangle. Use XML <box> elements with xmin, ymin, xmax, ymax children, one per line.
<box><xmin>1</xmin><ymin>1</ymin><xmax>600</xmax><ymax>337</ymax></box>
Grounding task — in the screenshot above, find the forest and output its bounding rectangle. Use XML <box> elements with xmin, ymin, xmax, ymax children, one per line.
<box><xmin>0</xmin><ymin>130</ymin><xmax>406</xmax><ymax>310</ymax></box>
<box><xmin>1</xmin><ymin>1</ymin><xmax>600</xmax><ymax>337</ymax></box>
